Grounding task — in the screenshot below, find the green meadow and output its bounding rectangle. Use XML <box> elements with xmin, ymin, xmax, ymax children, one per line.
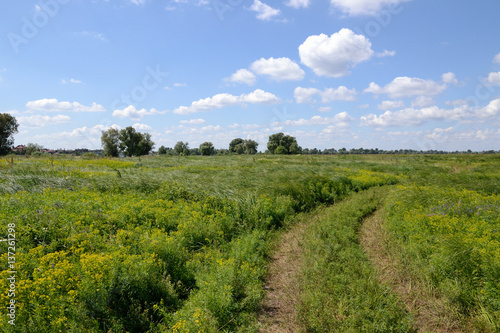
<box><xmin>0</xmin><ymin>154</ymin><xmax>499</xmax><ymax>332</ymax></box>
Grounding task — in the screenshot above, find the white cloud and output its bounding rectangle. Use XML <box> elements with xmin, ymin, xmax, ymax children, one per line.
<box><xmin>286</xmin><ymin>0</ymin><xmax>310</xmax><ymax>8</ymax></box>
<box><xmin>274</xmin><ymin>112</ymin><xmax>353</xmax><ymax>127</ymax></box>
<box><xmin>294</xmin><ymin>86</ymin><xmax>357</xmax><ymax>103</ymax></box>
<box><xmin>26</xmin><ymin>99</ymin><xmax>106</xmax><ymax>113</ymax></box>
<box><xmin>318</xmin><ymin>106</ymin><xmax>332</xmax><ymax>112</ymax></box>
<box><xmin>250</xmin><ymin>57</ymin><xmax>305</xmax><ymax>81</ymax></box>
<box><xmin>375</xmin><ymin>49</ymin><xmax>396</xmax><ymax>57</ymax></box>
<box><xmin>330</xmin><ymin>0</ymin><xmax>411</xmax><ymax>16</ymax></box>
<box><xmin>77</xmin><ymin>31</ymin><xmax>108</xmax><ymax>42</ymax></box>
<box><xmin>131</xmin><ymin>0</ymin><xmax>146</xmax><ymax>5</ymax></box>
<box><xmin>173</xmin><ymin>89</ymin><xmax>280</xmax><ymax>115</ymax></box>
<box><xmin>180</xmin><ymin>119</ymin><xmax>206</xmax><ymax>125</ymax></box>
<box><xmin>174</xmin><ymin>82</ymin><xmax>187</xmax><ymax>87</ymax></box>
<box><xmin>479</xmin><ymin>98</ymin><xmax>500</xmax><ymax>117</ymax></box>
<box><xmin>299</xmin><ymin>29</ymin><xmax>374</xmax><ymax>77</ymax></box>
<box><xmin>227</xmin><ymin>69</ymin><xmax>256</xmax><ymax>86</ymax></box>
<box><xmin>61</xmin><ymin>78</ymin><xmax>82</xmax><ymax>84</ymax></box>
<box><xmin>493</xmin><ymin>52</ymin><xmax>500</xmax><ymax>64</ymax></box>
<box><xmin>361</xmin><ymin>105</ymin><xmax>472</xmax><ymax>127</ymax></box>
<box><xmin>132</xmin><ymin>123</ymin><xmax>153</xmax><ymax>131</ymax></box>
<box><xmin>18</xmin><ymin>115</ymin><xmax>71</xmax><ymax>128</ymax></box>
<box><xmin>441</xmin><ymin>72</ymin><xmax>459</xmax><ymax>85</ymax></box>
<box><xmin>377</xmin><ymin>100</ymin><xmax>405</xmax><ymax>110</ymax></box>
<box><xmin>486</xmin><ymin>71</ymin><xmax>500</xmax><ymax>85</ymax></box>
<box><xmin>411</xmin><ymin>96</ymin><xmax>435</xmax><ymax>108</ymax></box>
<box><xmin>364</xmin><ymin>76</ymin><xmax>447</xmax><ymax>98</ymax></box>
<box><xmin>112</xmin><ymin>106</ymin><xmax>166</xmax><ymax>121</ymax></box>
<box><xmin>249</xmin><ymin>0</ymin><xmax>281</xmax><ymax>20</ymax></box>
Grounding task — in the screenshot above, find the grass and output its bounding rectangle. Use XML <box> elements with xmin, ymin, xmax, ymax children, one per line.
<box><xmin>0</xmin><ymin>154</ymin><xmax>498</xmax><ymax>332</ymax></box>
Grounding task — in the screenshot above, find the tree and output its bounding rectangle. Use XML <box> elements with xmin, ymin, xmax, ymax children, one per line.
<box><xmin>199</xmin><ymin>142</ymin><xmax>215</xmax><ymax>156</ymax></box>
<box><xmin>244</xmin><ymin>139</ymin><xmax>259</xmax><ymax>155</ymax></box>
<box><xmin>267</xmin><ymin>132</ymin><xmax>301</xmax><ymax>155</ymax></box>
<box><xmin>0</xmin><ymin>113</ymin><xmax>19</xmax><ymax>155</ymax></box>
<box><xmin>118</xmin><ymin>126</ymin><xmax>154</xmax><ymax>157</ymax></box>
<box><xmin>26</xmin><ymin>143</ymin><xmax>44</xmax><ymax>156</ymax></box>
<box><xmin>101</xmin><ymin>128</ymin><xmax>120</xmax><ymax>157</ymax></box>
<box><xmin>229</xmin><ymin>138</ymin><xmax>244</xmax><ymax>154</ymax></box>
<box><xmin>158</xmin><ymin>145</ymin><xmax>167</xmax><ymax>155</ymax></box>
<box><xmin>275</xmin><ymin>145</ymin><xmax>287</xmax><ymax>154</ymax></box>
<box><xmin>174</xmin><ymin>141</ymin><xmax>189</xmax><ymax>156</ymax></box>
<box><xmin>229</xmin><ymin>138</ymin><xmax>259</xmax><ymax>154</ymax></box>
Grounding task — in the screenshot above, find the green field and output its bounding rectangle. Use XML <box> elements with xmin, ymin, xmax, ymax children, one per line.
<box><xmin>0</xmin><ymin>154</ymin><xmax>499</xmax><ymax>332</ymax></box>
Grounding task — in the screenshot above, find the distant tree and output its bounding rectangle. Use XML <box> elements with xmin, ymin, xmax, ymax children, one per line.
<box><xmin>118</xmin><ymin>126</ymin><xmax>154</xmax><ymax>157</ymax></box>
<box><xmin>26</xmin><ymin>143</ymin><xmax>44</xmax><ymax>156</ymax></box>
<box><xmin>275</xmin><ymin>145</ymin><xmax>287</xmax><ymax>155</ymax></box>
<box><xmin>267</xmin><ymin>132</ymin><xmax>301</xmax><ymax>155</ymax></box>
<box><xmin>199</xmin><ymin>142</ymin><xmax>215</xmax><ymax>156</ymax></box>
<box><xmin>244</xmin><ymin>139</ymin><xmax>259</xmax><ymax>155</ymax></box>
<box><xmin>158</xmin><ymin>145</ymin><xmax>167</xmax><ymax>155</ymax></box>
<box><xmin>229</xmin><ymin>138</ymin><xmax>244</xmax><ymax>154</ymax></box>
<box><xmin>174</xmin><ymin>141</ymin><xmax>189</xmax><ymax>156</ymax></box>
<box><xmin>0</xmin><ymin>113</ymin><xmax>19</xmax><ymax>155</ymax></box>
<box><xmin>229</xmin><ymin>138</ymin><xmax>259</xmax><ymax>155</ymax></box>
<box><xmin>101</xmin><ymin>128</ymin><xmax>120</xmax><ymax>157</ymax></box>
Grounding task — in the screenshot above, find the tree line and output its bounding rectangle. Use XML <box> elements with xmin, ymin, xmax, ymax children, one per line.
<box><xmin>1</xmin><ymin>113</ymin><xmax>499</xmax><ymax>157</ymax></box>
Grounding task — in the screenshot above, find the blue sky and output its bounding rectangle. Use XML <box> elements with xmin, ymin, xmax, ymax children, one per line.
<box><xmin>1</xmin><ymin>0</ymin><xmax>500</xmax><ymax>151</ymax></box>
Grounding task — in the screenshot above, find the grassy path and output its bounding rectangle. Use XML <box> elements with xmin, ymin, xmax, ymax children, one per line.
<box><xmin>258</xmin><ymin>188</ymin><xmax>415</xmax><ymax>332</ymax></box>
<box><xmin>257</xmin><ymin>209</ymin><xmax>323</xmax><ymax>332</ymax></box>
<box><xmin>360</xmin><ymin>207</ymin><xmax>468</xmax><ymax>332</ymax></box>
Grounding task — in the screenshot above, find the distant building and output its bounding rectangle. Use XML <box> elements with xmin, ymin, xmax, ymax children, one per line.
<box><xmin>11</xmin><ymin>145</ymin><xmax>26</xmax><ymax>153</ymax></box>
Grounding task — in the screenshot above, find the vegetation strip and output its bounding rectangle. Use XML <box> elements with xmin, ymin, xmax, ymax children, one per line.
<box><xmin>297</xmin><ymin>187</ymin><xmax>414</xmax><ymax>332</ymax></box>
<box><xmin>361</xmin><ymin>208</ymin><xmax>463</xmax><ymax>332</ymax></box>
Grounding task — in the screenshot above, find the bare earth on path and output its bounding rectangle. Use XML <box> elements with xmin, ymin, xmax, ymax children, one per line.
<box><xmin>360</xmin><ymin>209</ymin><xmax>467</xmax><ymax>333</ymax></box>
<box><xmin>257</xmin><ymin>210</ymin><xmax>322</xmax><ymax>332</ymax></box>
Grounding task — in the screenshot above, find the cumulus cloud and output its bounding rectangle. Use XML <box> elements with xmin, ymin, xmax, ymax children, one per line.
<box><xmin>486</xmin><ymin>71</ymin><xmax>500</xmax><ymax>85</ymax></box>
<box><xmin>294</xmin><ymin>86</ymin><xmax>356</xmax><ymax>103</ymax></box>
<box><xmin>61</xmin><ymin>78</ymin><xmax>82</xmax><ymax>84</ymax></box>
<box><xmin>173</xmin><ymin>89</ymin><xmax>280</xmax><ymax>115</ymax></box>
<box><xmin>227</xmin><ymin>69</ymin><xmax>256</xmax><ymax>86</ymax></box>
<box><xmin>26</xmin><ymin>98</ymin><xmax>106</xmax><ymax>113</ymax></box>
<box><xmin>364</xmin><ymin>76</ymin><xmax>447</xmax><ymax>98</ymax></box>
<box><xmin>299</xmin><ymin>29</ymin><xmax>374</xmax><ymax>77</ymax></box>
<box><xmin>18</xmin><ymin>114</ymin><xmax>71</xmax><ymax>128</ymax></box>
<box><xmin>249</xmin><ymin>0</ymin><xmax>281</xmax><ymax>20</ymax></box>
<box><xmin>493</xmin><ymin>52</ymin><xmax>500</xmax><ymax>64</ymax></box>
<box><xmin>180</xmin><ymin>118</ymin><xmax>206</xmax><ymax>125</ymax></box>
<box><xmin>273</xmin><ymin>112</ymin><xmax>353</xmax><ymax>127</ymax></box>
<box><xmin>360</xmin><ymin>105</ymin><xmax>472</xmax><ymax>127</ymax></box>
<box><xmin>250</xmin><ymin>57</ymin><xmax>305</xmax><ymax>81</ymax></box>
<box><xmin>480</xmin><ymin>98</ymin><xmax>500</xmax><ymax>117</ymax></box>
<box><xmin>286</xmin><ymin>0</ymin><xmax>310</xmax><ymax>8</ymax></box>
<box><xmin>375</xmin><ymin>50</ymin><xmax>396</xmax><ymax>57</ymax></box>
<box><xmin>330</xmin><ymin>0</ymin><xmax>411</xmax><ymax>16</ymax></box>
<box><xmin>441</xmin><ymin>72</ymin><xmax>459</xmax><ymax>85</ymax></box>
<box><xmin>411</xmin><ymin>96</ymin><xmax>435</xmax><ymax>108</ymax></box>
<box><xmin>377</xmin><ymin>100</ymin><xmax>405</xmax><ymax>110</ymax></box>
<box><xmin>112</xmin><ymin>106</ymin><xmax>166</xmax><ymax>121</ymax></box>
<box><xmin>132</xmin><ymin>123</ymin><xmax>153</xmax><ymax>131</ymax></box>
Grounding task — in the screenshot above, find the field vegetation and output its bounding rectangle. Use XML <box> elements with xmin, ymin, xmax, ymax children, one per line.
<box><xmin>0</xmin><ymin>154</ymin><xmax>498</xmax><ymax>332</ymax></box>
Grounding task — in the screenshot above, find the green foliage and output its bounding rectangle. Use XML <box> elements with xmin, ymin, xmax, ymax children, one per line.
<box><xmin>267</xmin><ymin>132</ymin><xmax>301</xmax><ymax>155</ymax></box>
<box><xmin>25</xmin><ymin>143</ymin><xmax>44</xmax><ymax>156</ymax></box>
<box><xmin>0</xmin><ymin>113</ymin><xmax>19</xmax><ymax>155</ymax></box>
<box><xmin>298</xmin><ymin>188</ymin><xmax>415</xmax><ymax>332</ymax></box>
<box><xmin>199</xmin><ymin>142</ymin><xmax>215</xmax><ymax>156</ymax></box>
<box><xmin>158</xmin><ymin>145</ymin><xmax>168</xmax><ymax>155</ymax></box>
<box><xmin>229</xmin><ymin>138</ymin><xmax>259</xmax><ymax>155</ymax></box>
<box><xmin>174</xmin><ymin>141</ymin><xmax>189</xmax><ymax>156</ymax></box>
<box><xmin>384</xmin><ymin>186</ymin><xmax>500</xmax><ymax>330</ymax></box>
<box><xmin>119</xmin><ymin>126</ymin><xmax>154</xmax><ymax>157</ymax></box>
<box><xmin>101</xmin><ymin>128</ymin><xmax>120</xmax><ymax>157</ymax></box>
